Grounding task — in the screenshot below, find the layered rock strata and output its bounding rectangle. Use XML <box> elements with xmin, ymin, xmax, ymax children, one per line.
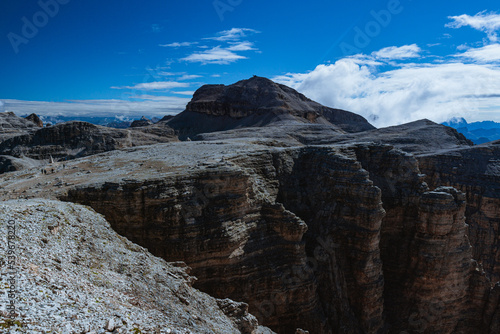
<box><xmin>0</xmin><ymin>140</ymin><xmax>485</xmax><ymax>333</ymax></box>
<box><xmin>0</xmin><ymin>121</ymin><xmax>176</xmax><ymax>160</ymax></box>
<box><xmin>162</xmin><ymin>76</ymin><xmax>374</xmax><ymax>140</ymax></box>
<box><xmin>0</xmin><ymin>199</ymin><xmax>271</xmax><ymax>333</ymax></box>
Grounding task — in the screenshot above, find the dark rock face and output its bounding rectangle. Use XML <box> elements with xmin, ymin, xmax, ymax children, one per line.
<box><xmin>273</xmin><ymin>147</ymin><xmax>386</xmax><ymax>333</ymax></box>
<box><xmin>130</xmin><ymin>116</ymin><xmax>153</xmax><ymax>127</ymax></box>
<box><xmin>0</xmin><ymin>121</ymin><xmax>176</xmax><ymax>160</ymax></box>
<box><xmin>164</xmin><ymin>76</ymin><xmax>375</xmax><ymax>139</ymax></box>
<box><xmin>0</xmin><ymin>155</ymin><xmax>42</xmax><ymax>173</ymax></box>
<box><xmin>61</xmin><ymin>154</ymin><xmax>327</xmax><ymax>333</ymax></box>
<box><xmin>193</xmin><ymin>118</ymin><xmax>474</xmax><ymax>154</ymax></box>
<box><xmin>41</xmin><ymin>142</ymin><xmax>476</xmax><ymax>334</ymax></box>
<box><xmin>25</xmin><ymin>113</ymin><xmax>44</xmax><ymax>127</ymax></box>
<box><xmin>324</xmin><ymin>119</ymin><xmax>474</xmax><ymax>154</ymax></box>
<box><xmin>418</xmin><ymin>141</ymin><xmax>500</xmax><ymax>281</ymax></box>
<box><xmin>0</xmin><ymin>111</ymin><xmax>39</xmax><ymax>141</ymax></box>
<box><xmin>416</xmin><ymin>140</ymin><xmax>500</xmax><ymax>333</ymax></box>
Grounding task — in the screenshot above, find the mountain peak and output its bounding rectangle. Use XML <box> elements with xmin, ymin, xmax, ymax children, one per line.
<box><xmin>176</xmin><ymin>76</ymin><xmax>374</xmax><ymax>137</ymax></box>
<box><xmin>185</xmin><ymin>75</ymin><xmax>316</xmax><ymax>118</ymax></box>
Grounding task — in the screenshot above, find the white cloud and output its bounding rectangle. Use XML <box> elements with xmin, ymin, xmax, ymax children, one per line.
<box><xmin>155</xmin><ymin>71</ymin><xmax>177</xmax><ymax>76</ymax></box>
<box><xmin>446</xmin><ymin>11</ymin><xmax>500</xmax><ymax>42</ymax></box>
<box><xmin>372</xmin><ymin>44</ymin><xmax>421</xmax><ymax>60</ymax></box>
<box><xmin>126</xmin><ymin>95</ymin><xmax>189</xmax><ymax>102</ymax></box>
<box><xmin>159</xmin><ymin>42</ymin><xmax>198</xmax><ymax>48</ymax></box>
<box><xmin>274</xmin><ymin>50</ymin><xmax>500</xmax><ymax>127</ymax></box>
<box><xmin>226</xmin><ymin>41</ymin><xmax>256</xmax><ymax>51</ymax></box>
<box><xmin>177</xmin><ymin>74</ymin><xmax>202</xmax><ymax>80</ymax></box>
<box><xmin>455</xmin><ymin>43</ymin><xmax>500</xmax><ymax>63</ymax></box>
<box><xmin>111</xmin><ymin>81</ymin><xmax>189</xmax><ymax>91</ymax></box>
<box><xmin>171</xmin><ymin>91</ymin><xmax>195</xmax><ymax>96</ymax></box>
<box><xmin>206</xmin><ymin>28</ymin><xmax>259</xmax><ymax>41</ymax></box>
<box><xmin>181</xmin><ymin>46</ymin><xmax>247</xmax><ymax>65</ymax></box>
<box><xmin>1</xmin><ymin>98</ymin><xmax>190</xmax><ymax>118</ymax></box>
<box><xmin>160</xmin><ymin>28</ymin><xmax>260</xmax><ymax>67</ymax></box>
<box><xmin>177</xmin><ymin>28</ymin><xmax>259</xmax><ymax>65</ymax></box>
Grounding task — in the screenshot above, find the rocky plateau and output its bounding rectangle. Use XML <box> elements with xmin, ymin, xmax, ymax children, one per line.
<box><xmin>0</xmin><ymin>76</ymin><xmax>499</xmax><ymax>334</ymax></box>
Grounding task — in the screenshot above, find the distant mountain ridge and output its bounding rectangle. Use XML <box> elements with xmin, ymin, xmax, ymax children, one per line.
<box><xmin>443</xmin><ymin>117</ymin><xmax>500</xmax><ymax>144</ymax></box>
<box><xmin>20</xmin><ymin>115</ymin><xmax>162</xmax><ymax>129</ymax></box>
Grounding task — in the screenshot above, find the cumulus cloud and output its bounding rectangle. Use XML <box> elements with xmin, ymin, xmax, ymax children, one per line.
<box><xmin>111</xmin><ymin>81</ymin><xmax>189</xmax><ymax>91</ymax></box>
<box><xmin>372</xmin><ymin>44</ymin><xmax>421</xmax><ymax>60</ymax></box>
<box><xmin>181</xmin><ymin>46</ymin><xmax>247</xmax><ymax>65</ymax></box>
<box><xmin>274</xmin><ymin>49</ymin><xmax>500</xmax><ymax>127</ymax></box>
<box><xmin>455</xmin><ymin>43</ymin><xmax>500</xmax><ymax>63</ymax></box>
<box><xmin>446</xmin><ymin>11</ymin><xmax>500</xmax><ymax>42</ymax></box>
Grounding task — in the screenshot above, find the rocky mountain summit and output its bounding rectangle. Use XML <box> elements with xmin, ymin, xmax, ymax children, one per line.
<box><xmin>162</xmin><ymin>76</ymin><xmax>375</xmax><ymax>139</ymax></box>
<box><xmin>0</xmin><ymin>77</ymin><xmax>499</xmax><ymax>333</ymax></box>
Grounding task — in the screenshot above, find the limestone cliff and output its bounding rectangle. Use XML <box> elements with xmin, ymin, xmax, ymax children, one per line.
<box><xmin>0</xmin><ymin>140</ymin><xmax>471</xmax><ymax>333</ymax></box>
<box><xmin>0</xmin><ymin>120</ymin><xmax>177</xmax><ymax>161</ymax></box>
<box><xmin>417</xmin><ymin>140</ymin><xmax>500</xmax><ymax>333</ymax></box>
<box><xmin>0</xmin><ymin>199</ymin><xmax>272</xmax><ymax>333</ymax></box>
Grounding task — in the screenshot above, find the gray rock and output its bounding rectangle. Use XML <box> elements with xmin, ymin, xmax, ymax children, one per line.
<box><xmin>162</xmin><ymin>76</ymin><xmax>375</xmax><ymax>140</ymax></box>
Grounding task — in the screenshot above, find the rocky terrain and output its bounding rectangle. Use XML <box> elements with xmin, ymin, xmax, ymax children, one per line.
<box><xmin>0</xmin><ymin>199</ymin><xmax>272</xmax><ymax>333</ymax></box>
<box><xmin>0</xmin><ymin>76</ymin><xmax>499</xmax><ymax>333</ymax></box>
<box><xmin>0</xmin><ymin>120</ymin><xmax>177</xmax><ymax>165</ymax></box>
<box><xmin>161</xmin><ymin>76</ymin><xmax>374</xmax><ymax>140</ymax></box>
<box><xmin>0</xmin><ymin>112</ymin><xmax>40</xmax><ymax>142</ymax></box>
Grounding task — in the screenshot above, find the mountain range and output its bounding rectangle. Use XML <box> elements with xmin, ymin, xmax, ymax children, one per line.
<box><xmin>443</xmin><ymin>117</ymin><xmax>500</xmax><ymax>144</ymax></box>
<box><xmin>0</xmin><ymin>76</ymin><xmax>499</xmax><ymax>334</ymax></box>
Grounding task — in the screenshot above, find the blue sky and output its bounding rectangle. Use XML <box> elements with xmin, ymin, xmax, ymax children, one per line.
<box><xmin>1</xmin><ymin>0</ymin><xmax>500</xmax><ymax>126</ymax></box>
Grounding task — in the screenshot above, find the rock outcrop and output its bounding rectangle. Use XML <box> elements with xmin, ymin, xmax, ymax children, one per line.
<box><xmin>162</xmin><ymin>76</ymin><xmax>375</xmax><ymax>140</ymax></box>
<box><xmin>130</xmin><ymin>116</ymin><xmax>153</xmax><ymax>127</ymax></box>
<box><xmin>416</xmin><ymin>140</ymin><xmax>500</xmax><ymax>333</ymax></box>
<box><xmin>0</xmin><ymin>199</ymin><xmax>272</xmax><ymax>333</ymax></box>
<box><xmin>0</xmin><ymin>121</ymin><xmax>177</xmax><ymax>161</ymax></box>
<box><xmin>418</xmin><ymin>141</ymin><xmax>500</xmax><ymax>281</ymax></box>
<box><xmin>24</xmin><ymin>113</ymin><xmax>43</xmax><ymax>127</ymax></box>
<box><xmin>0</xmin><ymin>111</ymin><xmax>39</xmax><ymax>141</ymax></box>
<box><xmin>0</xmin><ymin>139</ymin><xmax>483</xmax><ymax>333</ymax></box>
<box><xmin>0</xmin><ymin>155</ymin><xmax>42</xmax><ymax>173</ymax></box>
<box><xmin>315</xmin><ymin>119</ymin><xmax>474</xmax><ymax>154</ymax></box>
